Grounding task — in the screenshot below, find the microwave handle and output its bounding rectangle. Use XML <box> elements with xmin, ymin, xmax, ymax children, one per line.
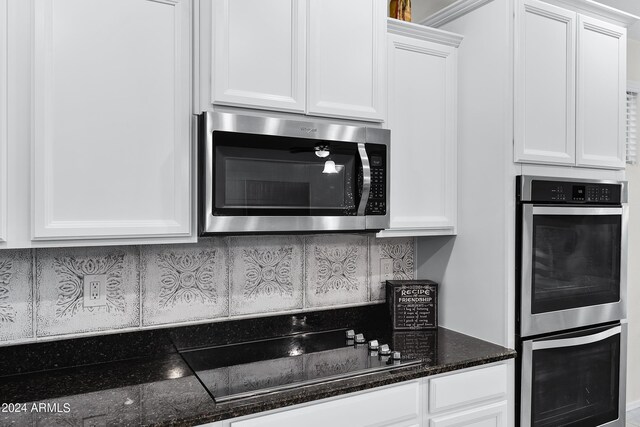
<box><xmin>532</xmin><ymin>325</ymin><xmax>621</xmax><ymax>351</ymax></box>
<box><xmin>357</xmin><ymin>143</ymin><xmax>371</xmax><ymax>216</ymax></box>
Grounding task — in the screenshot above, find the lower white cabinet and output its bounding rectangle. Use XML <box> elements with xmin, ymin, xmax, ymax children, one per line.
<box><xmin>380</xmin><ymin>19</ymin><xmax>462</xmax><ymax>238</ymax></box>
<box><xmin>199</xmin><ymin>362</ymin><xmax>511</xmax><ymax>427</ymax></box>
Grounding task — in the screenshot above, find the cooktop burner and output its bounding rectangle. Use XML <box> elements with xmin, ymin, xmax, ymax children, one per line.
<box><xmin>179</xmin><ymin>329</ymin><xmax>421</xmax><ymax>402</ymax></box>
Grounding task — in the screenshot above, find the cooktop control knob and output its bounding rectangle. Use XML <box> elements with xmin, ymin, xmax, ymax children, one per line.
<box><xmin>368</xmin><ymin>340</ymin><xmax>379</xmax><ymax>350</ymax></box>
<box><xmin>392</xmin><ymin>351</ymin><xmax>401</xmax><ymax>360</ymax></box>
<box><xmin>379</xmin><ymin>344</ymin><xmax>391</xmax><ymax>356</ymax></box>
<box><xmin>355</xmin><ymin>333</ymin><xmax>366</xmax><ymax>344</ymax></box>
<box><xmin>345</xmin><ymin>330</ymin><xmax>355</xmax><ymax>340</ymax></box>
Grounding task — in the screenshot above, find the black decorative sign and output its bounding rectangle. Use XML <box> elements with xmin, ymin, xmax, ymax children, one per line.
<box><xmin>386</xmin><ymin>280</ymin><xmax>438</xmax><ymax>330</ymax></box>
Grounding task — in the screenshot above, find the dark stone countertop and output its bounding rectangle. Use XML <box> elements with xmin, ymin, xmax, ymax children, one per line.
<box><xmin>0</xmin><ymin>305</ymin><xmax>516</xmax><ymax>426</ymax></box>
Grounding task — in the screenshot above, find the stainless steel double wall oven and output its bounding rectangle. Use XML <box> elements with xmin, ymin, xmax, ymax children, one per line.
<box><xmin>517</xmin><ymin>176</ymin><xmax>628</xmax><ymax>427</ymax></box>
<box><xmin>199</xmin><ymin>112</ymin><xmax>390</xmax><ymax>234</ymax></box>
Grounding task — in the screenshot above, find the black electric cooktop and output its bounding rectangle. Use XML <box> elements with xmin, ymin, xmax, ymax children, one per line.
<box><xmin>180</xmin><ymin>329</ymin><xmax>421</xmax><ymax>402</ymax></box>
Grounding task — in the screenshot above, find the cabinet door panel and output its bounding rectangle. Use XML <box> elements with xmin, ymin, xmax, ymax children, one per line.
<box><xmin>576</xmin><ymin>15</ymin><xmax>626</xmax><ymax>169</ymax></box>
<box><xmin>515</xmin><ymin>0</ymin><xmax>576</xmax><ymax>165</ymax></box>
<box><xmin>429</xmin><ymin>401</ymin><xmax>508</xmax><ymax>427</ymax></box>
<box><xmin>384</xmin><ymin>35</ymin><xmax>456</xmax><ymax>234</ymax></box>
<box><xmin>33</xmin><ymin>0</ymin><xmax>191</xmax><ymax>240</ymax></box>
<box><xmin>211</xmin><ymin>0</ymin><xmax>306</xmax><ymax>112</ymax></box>
<box><xmin>307</xmin><ymin>0</ymin><xmax>386</xmax><ymax>121</ymax></box>
<box><xmin>0</xmin><ymin>0</ymin><xmax>7</xmax><ymax>242</ymax></box>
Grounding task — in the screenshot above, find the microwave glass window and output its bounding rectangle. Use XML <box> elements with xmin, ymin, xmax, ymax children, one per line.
<box><xmin>531</xmin><ymin>330</ymin><xmax>620</xmax><ymax>426</ymax></box>
<box><xmin>531</xmin><ymin>214</ymin><xmax>621</xmax><ymax>314</ymax></box>
<box><xmin>213</xmin><ymin>131</ymin><xmax>359</xmax><ymax>216</ymax></box>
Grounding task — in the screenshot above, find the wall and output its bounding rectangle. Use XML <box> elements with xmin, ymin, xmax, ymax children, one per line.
<box><xmin>627</xmin><ymin>37</ymin><xmax>640</xmax><ymax>408</ymax></box>
<box><xmin>387</xmin><ymin>0</ymin><xmax>458</xmax><ymax>23</ymax></box>
<box><xmin>0</xmin><ymin>235</ymin><xmax>415</xmax><ymax>346</ymax></box>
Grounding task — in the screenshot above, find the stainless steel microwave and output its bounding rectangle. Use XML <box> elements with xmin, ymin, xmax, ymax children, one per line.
<box><xmin>198</xmin><ymin>112</ymin><xmax>390</xmax><ymax>234</ymax></box>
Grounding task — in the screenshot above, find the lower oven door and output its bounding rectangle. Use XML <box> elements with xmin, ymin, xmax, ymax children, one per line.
<box><xmin>521</xmin><ymin>323</ymin><xmax>627</xmax><ymax>427</ymax></box>
<box><xmin>521</xmin><ymin>205</ymin><xmax>627</xmax><ymax>337</ymax></box>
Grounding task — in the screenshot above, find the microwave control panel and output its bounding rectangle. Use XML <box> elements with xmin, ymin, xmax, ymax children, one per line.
<box><xmin>365</xmin><ymin>145</ymin><xmax>386</xmax><ymax>215</ymax></box>
<box><xmin>529</xmin><ymin>180</ymin><xmax>622</xmax><ymax>204</ymax></box>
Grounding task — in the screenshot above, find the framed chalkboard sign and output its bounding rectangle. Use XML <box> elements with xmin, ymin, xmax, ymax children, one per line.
<box><xmin>386</xmin><ymin>280</ymin><xmax>438</xmax><ymax>330</ymax></box>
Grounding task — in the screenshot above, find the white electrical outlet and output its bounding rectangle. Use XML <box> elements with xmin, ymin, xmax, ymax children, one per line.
<box><xmin>380</xmin><ymin>259</ymin><xmax>394</xmax><ymax>283</ymax></box>
<box><xmin>83</xmin><ymin>274</ymin><xmax>107</xmax><ymax>308</ymax></box>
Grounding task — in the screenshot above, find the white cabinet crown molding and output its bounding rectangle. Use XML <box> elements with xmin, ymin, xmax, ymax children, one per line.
<box><xmin>418</xmin><ymin>0</ymin><xmax>494</xmax><ymax>28</ymax></box>
<box><xmin>387</xmin><ymin>18</ymin><xmax>463</xmax><ymax>47</ymax></box>
<box><xmin>540</xmin><ymin>0</ymin><xmax>639</xmax><ymax>27</ymax></box>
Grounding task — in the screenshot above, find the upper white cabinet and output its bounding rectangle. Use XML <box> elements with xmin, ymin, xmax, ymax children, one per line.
<box><xmin>210</xmin><ymin>0</ymin><xmax>306</xmax><ymax>113</ymax></box>
<box><xmin>379</xmin><ymin>20</ymin><xmax>461</xmax><ymax>238</ymax></box>
<box><xmin>576</xmin><ymin>15</ymin><xmax>626</xmax><ymax>168</ymax></box>
<box><xmin>31</xmin><ymin>0</ymin><xmax>192</xmax><ymax>242</ymax></box>
<box><xmin>0</xmin><ymin>0</ymin><xmax>7</xmax><ymax>243</ymax></box>
<box><xmin>515</xmin><ymin>0</ymin><xmax>627</xmax><ymax>169</ymax></box>
<box><xmin>307</xmin><ymin>0</ymin><xmax>386</xmax><ymax>121</ymax></box>
<box><xmin>199</xmin><ymin>0</ymin><xmax>387</xmax><ymax>122</ymax></box>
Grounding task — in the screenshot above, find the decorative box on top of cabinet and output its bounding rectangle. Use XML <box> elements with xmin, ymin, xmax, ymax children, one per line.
<box><xmin>378</xmin><ymin>19</ymin><xmax>462</xmax><ymax>238</ymax></box>
<box><xmin>514</xmin><ymin>0</ymin><xmax>631</xmax><ymax>169</ymax></box>
<box><xmin>3</xmin><ymin>0</ymin><xmax>194</xmax><ymax>248</ymax></box>
<box><xmin>197</xmin><ymin>0</ymin><xmax>387</xmax><ymax>122</ymax></box>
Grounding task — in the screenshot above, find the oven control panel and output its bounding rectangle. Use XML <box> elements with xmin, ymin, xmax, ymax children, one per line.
<box><xmin>529</xmin><ymin>180</ymin><xmax>622</xmax><ymax>204</ymax></box>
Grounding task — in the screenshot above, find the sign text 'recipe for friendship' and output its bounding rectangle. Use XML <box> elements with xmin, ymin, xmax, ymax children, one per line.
<box><xmin>386</xmin><ymin>280</ymin><xmax>438</xmax><ymax>330</ymax></box>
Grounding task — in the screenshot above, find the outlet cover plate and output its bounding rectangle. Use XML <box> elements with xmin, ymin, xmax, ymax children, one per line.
<box><xmin>83</xmin><ymin>274</ymin><xmax>107</xmax><ymax>308</ymax></box>
<box><xmin>380</xmin><ymin>259</ymin><xmax>394</xmax><ymax>283</ymax></box>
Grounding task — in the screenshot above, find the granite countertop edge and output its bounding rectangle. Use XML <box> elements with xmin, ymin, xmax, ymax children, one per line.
<box><xmin>173</xmin><ymin>349</ymin><xmax>517</xmax><ymax>427</ymax></box>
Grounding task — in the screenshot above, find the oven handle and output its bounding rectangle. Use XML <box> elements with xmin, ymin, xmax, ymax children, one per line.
<box><xmin>357</xmin><ymin>143</ymin><xmax>371</xmax><ymax>216</ymax></box>
<box><xmin>532</xmin><ymin>206</ymin><xmax>623</xmax><ymax>216</ymax></box>
<box><xmin>532</xmin><ymin>325</ymin><xmax>621</xmax><ymax>351</ymax></box>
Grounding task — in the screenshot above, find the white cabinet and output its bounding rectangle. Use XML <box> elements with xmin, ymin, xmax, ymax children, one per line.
<box><xmin>576</xmin><ymin>15</ymin><xmax>626</xmax><ymax>168</ymax></box>
<box><xmin>30</xmin><ymin>0</ymin><xmax>192</xmax><ymax>242</ymax></box>
<box><xmin>199</xmin><ymin>0</ymin><xmax>387</xmax><ymax>122</ymax></box>
<box><xmin>515</xmin><ymin>0</ymin><xmax>627</xmax><ymax>169</ymax></box>
<box><xmin>428</xmin><ymin>402</ymin><xmax>508</xmax><ymax>427</ymax></box>
<box><xmin>307</xmin><ymin>0</ymin><xmax>386</xmax><ymax>121</ymax></box>
<box><xmin>379</xmin><ymin>19</ymin><xmax>461</xmax><ymax>238</ymax></box>
<box><xmin>210</xmin><ymin>0</ymin><xmax>306</xmax><ymax>113</ymax></box>
<box><xmin>0</xmin><ymin>0</ymin><xmax>7</xmax><ymax>243</ymax></box>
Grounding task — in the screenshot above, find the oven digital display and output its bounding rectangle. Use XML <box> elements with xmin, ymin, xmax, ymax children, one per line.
<box><xmin>572</xmin><ymin>185</ymin><xmax>585</xmax><ymax>201</ymax></box>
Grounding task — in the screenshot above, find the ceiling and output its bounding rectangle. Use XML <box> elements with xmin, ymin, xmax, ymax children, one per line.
<box><xmin>593</xmin><ymin>0</ymin><xmax>640</xmax><ymax>40</ymax></box>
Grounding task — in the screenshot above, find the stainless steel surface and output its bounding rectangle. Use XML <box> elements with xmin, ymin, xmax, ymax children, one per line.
<box><xmin>532</xmin><ymin>325</ymin><xmax>621</xmax><ymax>350</ymax></box>
<box><xmin>200</xmin><ymin>111</ymin><xmax>390</xmax><ymax>234</ymax></box>
<box><xmin>520</xmin><ymin>204</ymin><xmax>628</xmax><ymax>337</ymax></box>
<box><xmin>368</xmin><ymin>340</ymin><xmax>379</xmax><ymax>350</ymax></box>
<box><xmin>214</xmin><ymin>358</ymin><xmax>422</xmax><ymax>403</ymax></box>
<box><xmin>345</xmin><ymin>330</ymin><xmax>355</xmax><ymax>339</ymax></box>
<box><xmin>379</xmin><ymin>344</ymin><xmax>391</xmax><ymax>356</ymax></box>
<box><xmin>355</xmin><ymin>333</ymin><xmax>365</xmax><ymax>344</ymax></box>
<box><xmin>519</xmin><ymin>175</ymin><xmax>628</xmax><ymax>203</ymax></box>
<box><xmin>520</xmin><ymin>322</ymin><xmax>627</xmax><ymax>427</ymax></box>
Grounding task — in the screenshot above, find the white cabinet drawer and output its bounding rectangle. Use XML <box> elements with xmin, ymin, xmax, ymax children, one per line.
<box><xmin>429</xmin><ymin>365</ymin><xmax>507</xmax><ymax>413</ymax></box>
<box><xmin>229</xmin><ymin>381</ymin><xmax>420</xmax><ymax>427</ymax></box>
<box><xmin>429</xmin><ymin>401</ymin><xmax>508</xmax><ymax>427</ymax></box>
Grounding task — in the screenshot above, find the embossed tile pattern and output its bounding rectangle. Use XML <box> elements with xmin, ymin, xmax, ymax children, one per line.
<box><xmin>141</xmin><ymin>238</ymin><xmax>228</xmax><ymax>326</ymax></box>
<box><xmin>304</xmin><ymin>235</ymin><xmax>369</xmax><ymax>308</ymax></box>
<box><xmin>1</xmin><ymin>234</ymin><xmax>400</xmax><ymax>345</ymax></box>
<box><xmin>229</xmin><ymin>236</ymin><xmax>303</xmax><ymax>316</ymax></box>
<box><xmin>0</xmin><ymin>250</ymin><xmax>33</xmax><ymax>341</ymax></box>
<box><xmin>36</xmin><ymin>246</ymin><xmax>140</xmax><ymax>337</ymax></box>
<box><xmin>369</xmin><ymin>237</ymin><xmax>415</xmax><ymax>301</ymax></box>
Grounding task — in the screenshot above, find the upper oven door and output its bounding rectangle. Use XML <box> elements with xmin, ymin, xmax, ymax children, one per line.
<box><xmin>521</xmin><ymin>205</ymin><xmax>627</xmax><ymax>337</ymax></box>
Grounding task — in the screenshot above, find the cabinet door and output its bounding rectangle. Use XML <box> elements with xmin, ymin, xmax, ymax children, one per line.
<box><xmin>429</xmin><ymin>401</ymin><xmax>508</xmax><ymax>427</ymax></box>
<box><xmin>211</xmin><ymin>0</ymin><xmax>306</xmax><ymax>113</ymax></box>
<box><xmin>576</xmin><ymin>15</ymin><xmax>626</xmax><ymax>169</ymax></box>
<box><xmin>382</xmin><ymin>34</ymin><xmax>457</xmax><ymax>236</ymax></box>
<box><xmin>0</xmin><ymin>0</ymin><xmax>7</xmax><ymax>242</ymax></box>
<box><xmin>33</xmin><ymin>0</ymin><xmax>191</xmax><ymax>240</ymax></box>
<box><xmin>307</xmin><ymin>0</ymin><xmax>386</xmax><ymax>122</ymax></box>
<box><xmin>514</xmin><ymin>0</ymin><xmax>576</xmax><ymax>165</ymax></box>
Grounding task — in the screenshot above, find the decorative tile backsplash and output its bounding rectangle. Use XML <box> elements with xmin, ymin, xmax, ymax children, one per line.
<box><xmin>0</xmin><ymin>235</ymin><xmax>415</xmax><ymax>346</ymax></box>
